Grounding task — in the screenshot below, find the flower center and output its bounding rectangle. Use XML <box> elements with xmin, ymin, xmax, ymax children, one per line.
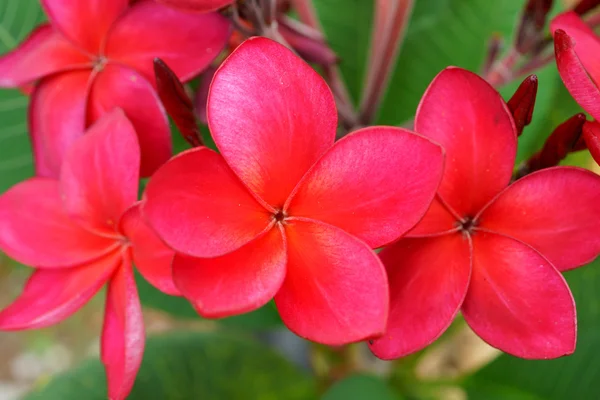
<box><xmin>93</xmin><ymin>56</ymin><xmax>108</xmax><ymax>71</ymax></box>
<box><xmin>458</xmin><ymin>216</ymin><xmax>477</xmax><ymax>234</ymax></box>
<box><xmin>273</xmin><ymin>209</ymin><xmax>287</xmax><ymax>223</ymax></box>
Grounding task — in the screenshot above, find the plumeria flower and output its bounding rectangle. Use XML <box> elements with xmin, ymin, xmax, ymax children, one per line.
<box><xmin>0</xmin><ymin>110</ymin><xmax>177</xmax><ymax>400</ymax></box>
<box><xmin>143</xmin><ymin>37</ymin><xmax>445</xmax><ymax>345</ymax></box>
<box><xmin>368</xmin><ymin>67</ymin><xmax>600</xmax><ymax>360</ymax></box>
<box><xmin>0</xmin><ymin>0</ymin><xmax>230</xmax><ymax>177</ymax></box>
<box><xmin>551</xmin><ymin>11</ymin><xmax>600</xmax><ymax>164</ymax></box>
<box><xmin>156</xmin><ymin>0</ymin><xmax>234</xmax><ymax>13</ymax></box>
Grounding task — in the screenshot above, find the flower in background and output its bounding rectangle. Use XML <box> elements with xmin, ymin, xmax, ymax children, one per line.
<box><xmin>369</xmin><ymin>67</ymin><xmax>600</xmax><ymax>360</ymax></box>
<box><xmin>0</xmin><ymin>0</ymin><xmax>230</xmax><ymax>177</ymax></box>
<box><xmin>143</xmin><ymin>37</ymin><xmax>445</xmax><ymax>345</ymax></box>
<box><xmin>0</xmin><ymin>110</ymin><xmax>177</xmax><ymax>400</ymax></box>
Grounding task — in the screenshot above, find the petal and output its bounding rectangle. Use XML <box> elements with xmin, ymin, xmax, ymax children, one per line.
<box><xmin>0</xmin><ymin>24</ymin><xmax>91</xmax><ymax>87</ymax></box>
<box><xmin>143</xmin><ymin>147</ymin><xmax>271</xmax><ymax>258</ymax></box>
<box><xmin>89</xmin><ymin>64</ymin><xmax>171</xmax><ymax>177</ymax></box>
<box><xmin>101</xmin><ymin>260</ymin><xmax>145</xmax><ymax>400</ymax></box>
<box><xmin>29</xmin><ymin>70</ymin><xmax>93</xmax><ymax>178</ymax></box>
<box><xmin>208</xmin><ymin>37</ymin><xmax>338</xmax><ymax>207</ymax></box>
<box><xmin>41</xmin><ymin>0</ymin><xmax>128</xmax><ymax>54</ymax></box>
<box><xmin>415</xmin><ymin>67</ymin><xmax>517</xmax><ymax>217</ymax></box>
<box><xmin>120</xmin><ymin>203</ymin><xmax>178</xmax><ymax>296</ymax></box>
<box><xmin>61</xmin><ymin>109</ymin><xmax>140</xmax><ymax>234</ymax></box>
<box><xmin>287</xmin><ymin>127</ymin><xmax>443</xmax><ymax>248</ymax></box>
<box><xmin>584</xmin><ymin>120</ymin><xmax>600</xmax><ymax>166</ymax></box>
<box><xmin>275</xmin><ymin>218</ymin><xmax>388</xmax><ymax>345</ymax></box>
<box><xmin>0</xmin><ymin>179</ymin><xmax>117</xmax><ymax>268</ymax></box>
<box><xmin>105</xmin><ymin>1</ymin><xmax>231</xmax><ymax>83</ymax></box>
<box><xmin>552</xmin><ymin>22</ymin><xmax>600</xmax><ymax>121</ymax></box>
<box><xmin>156</xmin><ymin>0</ymin><xmax>234</xmax><ymax>13</ymax></box>
<box><xmin>369</xmin><ymin>234</ymin><xmax>471</xmax><ymax>359</ymax></box>
<box><xmin>173</xmin><ymin>226</ymin><xmax>286</xmax><ymax>317</ymax></box>
<box><xmin>462</xmin><ymin>232</ymin><xmax>576</xmax><ymax>359</ymax></box>
<box><xmin>408</xmin><ymin>197</ymin><xmax>459</xmax><ymax>237</ymax></box>
<box><xmin>478</xmin><ymin>167</ymin><xmax>600</xmax><ymax>271</ymax></box>
<box><xmin>0</xmin><ymin>254</ymin><xmax>118</xmax><ymax>329</ymax></box>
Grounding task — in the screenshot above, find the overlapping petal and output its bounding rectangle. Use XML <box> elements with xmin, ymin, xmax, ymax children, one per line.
<box><xmin>415</xmin><ymin>67</ymin><xmax>517</xmax><ymax>217</ymax></box>
<box><xmin>275</xmin><ymin>218</ymin><xmax>388</xmax><ymax>345</ymax></box>
<box><xmin>143</xmin><ymin>147</ymin><xmax>271</xmax><ymax>258</ymax></box>
<box><xmin>29</xmin><ymin>70</ymin><xmax>92</xmax><ymax>178</ymax></box>
<box><xmin>105</xmin><ymin>1</ymin><xmax>231</xmax><ymax>83</ymax></box>
<box><xmin>0</xmin><ymin>254</ymin><xmax>119</xmax><ymax>329</ymax></box>
<box><xmin>208</xmin><ymin>37</ymin><xmax>338</xmax><ymax>207</ymax></box>
<box><xmin>462</xmin><ymin>232</ymin><xmax>576</xmax><ymax>359</ymax></box>
<box><xmin>173</xmin><ymin>227</ymin><xmax>286</xmax><ymax>317</ymax></box>
<box><xmin>41</xmin><ymin>0</ymin><xmax>128</xmax><ymax>54</ymax></box>
<box><xmin>88</xmin><ymin>64</ymin><xmax>171</xmax><ymax>177</ymax></box>
<box><xmin>0</xmin><ymin>179</ymin><xmax>117</xmax><ymax>267</ymax></box>
<box><xmin>407</xmin><ymin>197</ymin><xmax>458</xmax><ymax>237</ymax></box>
<box><xmin>61</xmin><ymin>109</ymin><xmax>140</xmax><ymax>234</ymax></box>
<box><xmin>369</xmin><ymin>234</ymin><xmax>471</xmax><ymax>359</ymax></box>
<box><xmin>156</xmin><ymin>0</ymin><xmax>234</xmax><ymax>13</ymax></box>
<box><xmin>287</xmin><ymin>127</ymin><xmax>443</xmax><ymax>248</ymax></box>
<box><xmin>120</xmin><ymin>203</ymin><xmax>178</xmax><ymax>296</ymax></box>
<box><xmin>478</xmin><ymin>167</ymin><xmax>600</xmax><ymax>271</ymax></box>
<box><xmin>0</xmin><ymin>24</ymin><xmax>91</xmax><ymax>87</ymax></box>
<box><xmin>101</xmin><ymin>261</ymin><xmax>145</xmax><ymax>400</ymax></box>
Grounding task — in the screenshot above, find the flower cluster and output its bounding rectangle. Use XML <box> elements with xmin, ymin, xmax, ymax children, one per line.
<box><xmin>1</xmin><ymin>1</ymin><xmax>600</xmax><ymax>399</ymax></box>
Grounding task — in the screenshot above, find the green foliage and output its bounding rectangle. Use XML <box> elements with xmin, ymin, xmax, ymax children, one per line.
<box><xmin>465</xmin><ymin>258</ymin><xmax>600</xmax><ymax>399</ymax></box>
<box><xmin>25</xmin><ymin>331</ymin><xmax>316</xmax><ymax>400</ymax></box>
<box><xmin>322</xmin><ymin>374</ymin><xmax>402</xmax><ymax>400</ymax></box>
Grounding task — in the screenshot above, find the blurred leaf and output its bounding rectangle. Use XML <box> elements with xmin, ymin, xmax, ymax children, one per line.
<box><xmin>465</xmin><ymin>257</ymin><xmax>600</xmax><ymax>399</ymax></box>
<box><xmin>0</xmin><ymin>0</ymin><xmax>45</xmax><ymax>192</ymax></box>
<box><xmin>25</xmin><ymin>331</ymin><xmax>316</xmax><ymax>400</ymax></box>
<box><xmin>136</xmin><ymin>271</ymin><xmax>283</xmax><ymax>329</ymax></box>
<box><xmin>322</xmin><ymin>374</ymin><xmax>402</xmax><ymax>400</ymax></box>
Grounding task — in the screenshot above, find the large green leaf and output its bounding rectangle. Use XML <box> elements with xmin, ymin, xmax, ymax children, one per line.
<box><xmin>25</xmin><ymin>331</ymin><xmax>316</xmax><ymax>399</ymax></box>
<box><xmin>322</xmin><ymin>374</ymin><xmax>402</xmax><ymax>400</ymax></box>
<box><xmin>0</xmin><ymin>0</ymin><xmax>44</xmax><ymax>192</ymax></box>
<box><xmin>465</xmin><ymin>258</ymin><xmax>600</xmax><ymax>399</ymax></box>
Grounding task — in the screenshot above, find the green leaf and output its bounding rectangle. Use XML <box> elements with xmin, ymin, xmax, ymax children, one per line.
<box><xmin>25</xmin><ymin>331</ymin><xmax>316</xmax><ymax>400</ymax></box>
<box><xmin>465</xmin><ymin>258</ymin><xmax>600</xmax><ymax>399</ymax></box>
<box><xmin>322</xmin><ymin>374</ymin><xmax>402</xmax><ymax>400</ymax></box>
<box><xmin>0</xmin><ymin>0</ymin><xmax>45</xmax><ymax>192</ymax></box>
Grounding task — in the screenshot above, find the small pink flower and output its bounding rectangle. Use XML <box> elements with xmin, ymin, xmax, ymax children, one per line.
<box><xmin>0</xmin><ymin>0</ymin><xmax>230</xmax><ymax>177</ymax></box>
<box><xmin>0</xmin><ymin>110</ymin><xmax>177</xmax><ymax>400</ymax></box>
<box><xmin>143</xmin><ymin>37</ymin><xmax>445</xmax><ymax>345</ymax></box>
<box><xmin>369</xmin><ymin>67</ymin><xmax>600</xmax><ymax>360</ymax></box>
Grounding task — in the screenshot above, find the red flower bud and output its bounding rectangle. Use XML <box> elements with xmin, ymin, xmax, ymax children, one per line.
<box><xmin>507</xmin><ymin>75</ymin><xmax>538</xmax><ymax>136</ymax></box>
<box><xmin>516</xmin><ymin>0</ymin><xmax>553</xmax><ymax>54</ymax></box>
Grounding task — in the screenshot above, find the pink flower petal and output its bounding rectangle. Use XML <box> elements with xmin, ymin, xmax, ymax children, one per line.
<box><xmin>41</xmin><ymin>0</ymin><xmax>128</xmax><ymax>54</ymax></box>
<box><xmin>415</xmin><ymin>67</ymin><xmax>517</xmax><ymax>217</ymax></box>
<box><xmin>408</xmin><ymin>197</ymin><xmax>459</xmax><ymax>237</ymax></box>
<box><xmin>29</xmin><ymin>70</ymin><xmax>93</xmax><ymax>178</ymax></box>
<box><xmin>552</xmin><ymin>22</ymin><xmax>600</xmax><ymax>121</ymax></box>
<box><xmin>275</xmin><ymin>218</ymin><xmax>388</xmax><ymax>345</ymax></box>
<box><xmin>462</xmin><ymin>231</ymin><xmax>576</xmax><ymax>359</ymax></box>
<box><xmin>143</xmin><ymin>147</ymin><xmax>271</xmax><ymax>258</ymax></box>
<box><xmin>0</xmin><ymin>254</ymin><xmax>119</xmax><ymax>329</ymax></box>
<box><xmin>208</xmin><ymin>37</ymin><xmax>338</xmax><ymax>207</ymax></box>
<box><xmin>88</xmin><ymin>64</ymin><xmax>171</xmax><ymax>177</ymax></box>
<box><xmin>0</xmin><ymin>24</ymin><xmax>91</xmax><ymax>87</ymax></box>
<box><xmin>173</xmin><ymin>226</ymin><xmax>286</xmax><ymax>317</ymax></box>
<box><xmin>478</xmin><ymin>167</ymin><xmax>600</xmax><ymax>271</ymax></box>
<box><xmin>156</xmin><ymin>0</ymin><xmax>234</xmax><ymax>13</ymax></box>
<box><xmin>287</xmin><ymin>127</ymin><xmax>443</xmax><ymax>248</ymax></box>
<box><xmin>0</xmin><ymin>179</ymin><xmax>117</xmax><ymax>268</ymax></box>
<box><xmin>101</xmin><ymin>260</ymin><xmax>145</xmax><ymax>400</ymax></box>
<box><xmin>105</xmin><ymin>1</ymin><xmax>231</xmax><ymax>83</ymax></box>
<box><xmin>369</xmin><ymin>234</ymin><xmax>471</xmax><ymax>359</ymax></box>
<box><xmin>120</xmin><ymin>203</ymin><xmax>178</xmax><ymax>296</ymax></box>
<box><xmin>583</xmin><ymin>120</ymin><xmax>600</xmax><ymax>165</ymax></box>
<box><xmin>61</xmin><ymin>109</ymin><xmax>140</xmax><ymax>235</ymax></box>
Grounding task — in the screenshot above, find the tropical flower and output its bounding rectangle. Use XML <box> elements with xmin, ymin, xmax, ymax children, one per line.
<box><xmin>369</xmin><ymin>67</ymin><xmax>600</xmax><ymax>360</ymax></box>
<box><xmin>0</xmin><ymin>110</ymin><xmax>177</xmax><ymax>400</ymax></box>
<box><xmin>156</xmin><ymin>0</ymin><xmax>234</xmax><ymax>13</ymax></box>
<box><xmin>142</xmin><ymin>37</ymin><xmax>445</xmax><ymax>345</ymax></box>
<box><xmin>0</xmin><ymin>0</ymin><xmax>230</xmax><ymax>177</ymax></box>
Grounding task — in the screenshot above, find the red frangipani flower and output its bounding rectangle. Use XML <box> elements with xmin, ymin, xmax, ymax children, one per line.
<box><xmin>369</xmin><ymin>67</ymin><xmax>600</xmax><ymax>360</ymax></box>
<box><xmin>143</xmin><ymin>37</ymin><xmax>445</xmax><ymax>344</ymax></box>
<box><xmin>0</xmin><ymin>110</ymin><xmax>177</xmax><ymax>400</ymax></box>
<box><xmin>0</xmin><ymin>0</ymin><xmax>230</xmax><ymax>177</ymax></box>
<box><xmin>156</xmin><ymin>0</ymin><xmax>234</xmax><ymax>13</ymax></box>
